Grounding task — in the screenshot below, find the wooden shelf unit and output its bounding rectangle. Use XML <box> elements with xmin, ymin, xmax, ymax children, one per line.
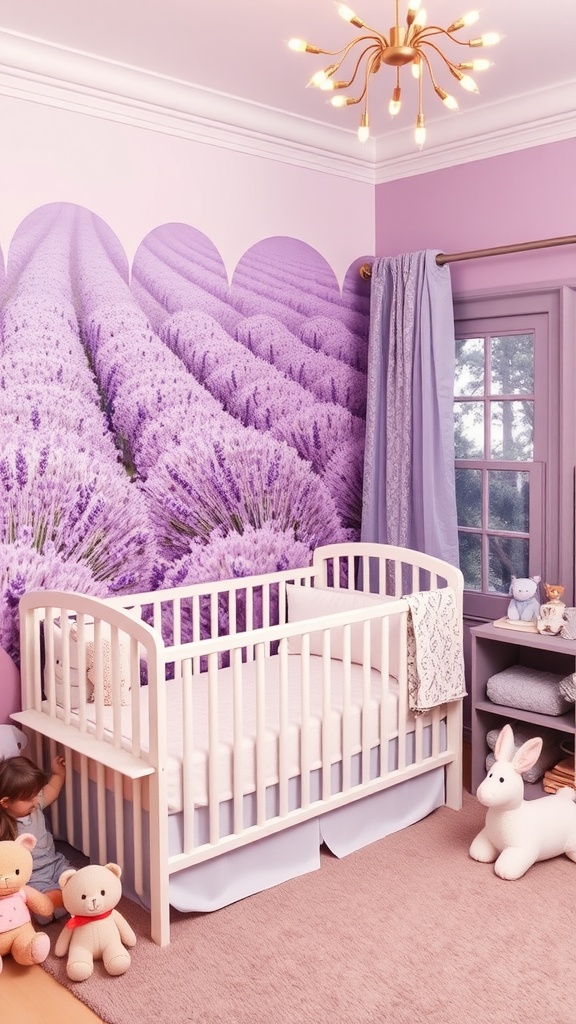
<box><xmin>470</xmin><ymin>622</ymin><xmax>576</xmax><ymax>798</ymax></box>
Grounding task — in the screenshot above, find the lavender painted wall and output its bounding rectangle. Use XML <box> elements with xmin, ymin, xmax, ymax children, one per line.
<box><xmin>375</xmin><ymin>139</ymin><xmax>576</xmax><ymax>294</ymax></box>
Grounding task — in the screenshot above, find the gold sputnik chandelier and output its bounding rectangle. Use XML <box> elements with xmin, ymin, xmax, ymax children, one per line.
<box><xmin>288</xmin><ymin>1</ymin><xmax>500</xmax><ymax>145</ymax></box>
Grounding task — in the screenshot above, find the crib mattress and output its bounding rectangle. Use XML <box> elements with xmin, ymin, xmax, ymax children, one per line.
<box><xmin>51</xmin><ymin>654</ymin><xmax>441</xmax><ymax>812</ymax></box>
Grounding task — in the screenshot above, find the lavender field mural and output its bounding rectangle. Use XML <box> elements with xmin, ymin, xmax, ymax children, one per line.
<box><xmin>0</xmin><ymin>203</ymin><xmax>370</xmax><ymax>661</ymax></box>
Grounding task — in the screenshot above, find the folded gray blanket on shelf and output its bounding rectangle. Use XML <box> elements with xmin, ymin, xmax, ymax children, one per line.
<box><xmin>486</xmin><ymin>664</ymin><xmax>575</xmax><ymax>716</ymax></box>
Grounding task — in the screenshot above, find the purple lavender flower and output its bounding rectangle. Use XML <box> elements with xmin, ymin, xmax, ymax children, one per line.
<box><xmin>142</xmin><ymin>428</ymin><xmax>345</xmax><ymax>557</ymax></box>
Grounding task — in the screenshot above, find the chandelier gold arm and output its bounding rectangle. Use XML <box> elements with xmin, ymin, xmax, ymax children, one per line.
<box><xmin>410</xmin><ymin>25</ymin><xmax>476</xmax><ymax>47</ymax></box>
<box><xmin>339</xmin><ymin>42</ymin><xmax>384</xmax><ymax>93</ymax></box>
<box><xmin>337</xmin><ymin>45</ymin><xmax>383</xmax><ymax>107</ymax></box>
<box><xmin>418</xmin><ymin>38</ymin><xmax>462</xmax><ymax>77</ymax></box>
<box><xmin>317</xmin><ymin>33</ymin><xmax>386</xmax><ymax>78</ymax></box>
<box><xmin>416</xmin><ymin>47</ymin><xmax>442</xmax><ymax>93</ymax></box>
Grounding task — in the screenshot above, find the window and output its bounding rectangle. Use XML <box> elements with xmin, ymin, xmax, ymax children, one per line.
<box><xmin>453</xmin><ymin>287</ymin><xmax>575</xmax><ymax>622</ymax></box>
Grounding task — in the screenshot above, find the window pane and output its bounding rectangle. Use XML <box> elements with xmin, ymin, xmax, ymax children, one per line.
<box><xmin>490</xmin><ymin>400</ymin><xmax>534</xmax><ymax>460</ymax></box>
<box><xmin>488</xmin><ymin>470</ymin><xmax>529</xmax><ymax>532</ymax></box>
<box><xmin>455</xmin><ymin>402</ymin><xmax>484</xmax><ymax>459</ymax></box>
<box><xmin>455</xmin><ymin>338</ymin><xmax>484</xmax><ymax>396</ymax></box>
<box><xmin>488</xmin><ymin>536</ymin><xmax>529</xmax><ymax>593</ymax></box>
<box><xmin>456</xmin><ymin>469</ymin><xmax>482</xmax><ymax>527</ymax></box>
<box><xmin>458</xmin><ymin>532</ymin><xmax>482</xmax><ymax>590</ymax></box>
<box><xmin>491</xmin><ymin>334</ymin><xmax>534</xmax><ymax>395</ymax></box>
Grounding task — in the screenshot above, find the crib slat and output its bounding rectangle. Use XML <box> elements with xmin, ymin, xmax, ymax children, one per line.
<box><xmin>182</xmin><ymin>658</ymin><xmax>195</xmax><ymax>853</ymax></box>
<box><xmin>77</xmin><ymin>754</ymin><xmax>88</xmax><ymax>856</ymax></box>
<box><xmin>300</xmin><ymin>635</ymin><xmax>311</xmax><ymax>809</ymax></box>
<box><xmin>232</xmin><ymin>648</ymin><xmax>244</xmax><ymax>835</ymax></box>
<box><xmin>278</xmin><ymin>639</ymin><xmax>289</xmax><ymax>819</ymax></box>
<box><xmin>396</xmin><ymin>611</ymin><xmax>408</xmax><ymax>772</ymax></box>
<box><xmin>255</xmin><ymin>645</ymin><xmax>266</xmax><ymax>826</ymax></box>
<box><xmin>114</xmin><ymin>772</ymin><xmax>124</xmax><ymax>868</ymax></box>
<box><xmin>378</xmin><ymin>613</ymin><xmax>390</xmax><ymax>777</ymax></box>
<box><xmin>64</xmin><ymin>744</ymin><xmax>75</xmax><ymax>847</ymax></box>
<box><xmin>132</xmin><ymin>777</ymin><xmax>145</xmax><ymax>896</ymax></box>
<box><xmin>361</xmin><ymin>623</ymin><xmax>371</xmax><ymax>785</ymax></box>
<box><xmin>321</xmin><ymin>632</ymin><xmax>331</xmax><ymax>800</ymax></box>
<box><xmin>341</xmin><ymin>626</ymin><xmax>352</xmax><ymax>792</ymax></box>
<box><xmin>96</xmin><ymin>762</ymin><xmax>107</xmax><ymax>865</ymax></box>
<box><xmin>207</xmin><ymin>651</ymin><xmax>220</xmax><ymax>844</ymax></box>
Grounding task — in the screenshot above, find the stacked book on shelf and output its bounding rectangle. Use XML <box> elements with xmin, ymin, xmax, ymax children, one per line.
<box><xmin>543</xmin><ymin>757</ymin><xmax>575</xmax><ymax>794</ymax></box>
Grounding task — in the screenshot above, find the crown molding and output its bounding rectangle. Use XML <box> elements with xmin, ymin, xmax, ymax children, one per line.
<box><xmin>0</xmin><ymin>29</ymin><xmax>574</xmax><ymax>186</ymax></box>
<box><xmin>373</xmin><ymin>81</ymin><xmax>576</xmax><ymax>183</ymax></box>
<box><xmin>0</xmin><ymin>29</ymin><xmax>375</xmax><ymax>183</ymax></box>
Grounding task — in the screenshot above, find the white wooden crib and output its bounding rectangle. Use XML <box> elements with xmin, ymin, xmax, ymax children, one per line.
<box><xmin>14</xmin><ymin>542</ymin><xmax>464</xmax><ymax>946</ymax></box>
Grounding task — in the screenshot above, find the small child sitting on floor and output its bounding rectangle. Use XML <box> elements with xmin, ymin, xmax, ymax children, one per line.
<box><xmin>0</xmin><ymin>752</ymin><xmax>71</xmax><ymax>923</ymax></box>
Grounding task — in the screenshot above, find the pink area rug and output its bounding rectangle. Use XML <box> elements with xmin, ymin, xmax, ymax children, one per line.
<box><xmin>41</xmin><ymin>791</ymin><xmax>576</xmax><ymax>1024</ymax></box>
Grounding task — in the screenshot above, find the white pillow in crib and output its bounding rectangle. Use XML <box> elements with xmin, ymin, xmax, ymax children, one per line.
<box><xmin>51</xmin><ymin>620</ymin><xmax>132</xmax><ymax>707</ymax></box>
<box><xmin>285</xmin><ymin>584</ymin><xmax>401</xmax><ymax>676</ymax></box>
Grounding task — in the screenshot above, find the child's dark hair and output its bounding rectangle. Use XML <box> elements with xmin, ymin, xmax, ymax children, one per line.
<box><xmin>0</xmin><ymin>755</ymin><xmax>49</xmax><ymax>841</ymax></box>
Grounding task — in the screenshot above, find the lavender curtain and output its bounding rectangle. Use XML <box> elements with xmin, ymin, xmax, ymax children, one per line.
<box><xmin>361</xmin><ymin>249</ymin><xmax>459</xmax><ymax>567</ymax></box>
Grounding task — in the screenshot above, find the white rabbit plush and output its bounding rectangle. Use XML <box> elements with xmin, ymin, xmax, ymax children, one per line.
<box><xmin>0</xmin><ymin>724</ymin><xmax>29</xmax><ymax>759</ymax></box>
<box><xmin>469</xmin><ymin>723</ymin><xmax>576</xmax><ymax>879</ymax></box>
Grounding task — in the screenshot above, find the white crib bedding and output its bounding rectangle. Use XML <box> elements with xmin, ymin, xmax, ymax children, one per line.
<box><xmin>50</xmin><ymin>653</ymin><xmax>441</xmax><ymax>813</ymax></box>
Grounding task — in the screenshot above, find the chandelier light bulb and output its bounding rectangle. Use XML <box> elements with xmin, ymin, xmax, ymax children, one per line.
<box><xmin>289</xmin><ymin>1</ymin><xmax>500</xmax><ymax>146</ymax></box>
<box><xmin>459</xmin><ymin>74</ymin><xmax>478</xmax><ymax>93</ymax></box>
<box><xmin>335</xmin><ymin>3</ymin><xmax>364</xmax><ymax>28</ymax></box>
<box><xmin>415</xmin><ymin>115</ymin><xmax>426</xmax><ymax>148</ymax></box>
<box><xmin>436</xmin><ymin>87</ymin><xmax>459</xmax><ymax>110</ymax></box>
<box><xmin>389</xmin><ymin>86</ymin><xmax>402</xmax><ymax>116</ymax></box>
<box><xmin>358</xmin><ymin>112</ymin><xmax>370</xmax><ymax>143</ymax></box>
<box><xmin>308</xmin><ymin>63</ymin><xmax>339</xmax><ymax>88</ymax></box>
<box><xmin>471</xmin><ymin>31</ymin><xmax>501</xmax><ymax>47</ymax></box>
<box><xmin>308</xmin><ymin>70</ymin><xmax>328</xmax><ymax>87</ymax></box>
<box><xmin>462</xmin><ymin>58</ymin><xmax>491</xmax><ymax>71</ymax></box>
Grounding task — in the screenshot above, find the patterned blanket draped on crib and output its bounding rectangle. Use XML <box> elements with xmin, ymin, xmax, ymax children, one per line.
<box><xmin>403</xmin><ymin>587</ymin><xmax>466</xmax><ymax>714</ymax></box>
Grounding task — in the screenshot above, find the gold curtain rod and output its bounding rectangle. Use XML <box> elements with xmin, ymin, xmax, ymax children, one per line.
<box><xmin>358</xmin><ymin>234</ymin><xmax>576</xmax><ymax>280</ymax></box>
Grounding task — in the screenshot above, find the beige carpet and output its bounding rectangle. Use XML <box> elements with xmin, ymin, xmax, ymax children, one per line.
<box><xmin>41</xmin><ymin>792</ymin><xmax>576</xmax><ymax>1024</ymax></box>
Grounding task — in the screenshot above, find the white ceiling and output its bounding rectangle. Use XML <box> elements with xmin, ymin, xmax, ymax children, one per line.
<box><xmin>0</xmin><ymin>0</ymin><xmax>575</xmax><ymax>173</ymax></box>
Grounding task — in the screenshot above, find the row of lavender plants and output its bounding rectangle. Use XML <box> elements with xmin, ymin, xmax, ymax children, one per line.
<box><xmin>0</xmin><ymin>206</ymin><xmax>157</xmax><ymax>659</ymax></box>
<box><xmin>159</xmin><ymin>224</ymin><xmax>371</xmax><ymax>332</ymax></box>
<box><xmin>133</xmin><ymin>238</ymin><xmax>366</xmax><ymax>529</ymax></box>
<box><xmin>71</xmin><ymin>208</ymin><xmax>346</xmax><ymax>600</ymax></box>
<box><xmin>135</xmin><ymin>227</ymin><xmax>370</xmax><ymax>371</ymax></box>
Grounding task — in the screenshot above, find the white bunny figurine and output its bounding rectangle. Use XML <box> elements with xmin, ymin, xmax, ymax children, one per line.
<box><xmin>469</xmin><ymin>723</ymin><xmax>576</xmax><ymax>879</ymax></box>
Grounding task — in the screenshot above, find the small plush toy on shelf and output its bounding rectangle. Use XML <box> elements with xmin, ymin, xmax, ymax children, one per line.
<box><xmin>469</xmin><ymin>723</ymin><xmax>576</xmax><ymax>879</ymax></box>
<box><xmin>0</xmin><ymin>833</ymin><xmax>55</xmax><ymax>971</ymax></box>
<box><xmin>537</xmin><ymin>582</ymin><xmax>566</xmax><ymax>635</ymax></box>
<box><xmin>506</xmin><ymin>575</ymin><xmax>541</xmax><ymax>625</ymax></box>
<box><xmin>55</xmin><ymin>862</ymin><xmax>136</xmax><ymax>981</ymax></box>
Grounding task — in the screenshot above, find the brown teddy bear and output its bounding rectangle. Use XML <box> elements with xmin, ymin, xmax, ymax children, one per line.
<box><xmin>55</xmin><ymin>861</ymin><xmax>136</xmax><ymax>981</ymax></box>
<box><xmin>0</xmin><ymin>833</ymin><xmax>55</xmax><ymax>972</ymax></box>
